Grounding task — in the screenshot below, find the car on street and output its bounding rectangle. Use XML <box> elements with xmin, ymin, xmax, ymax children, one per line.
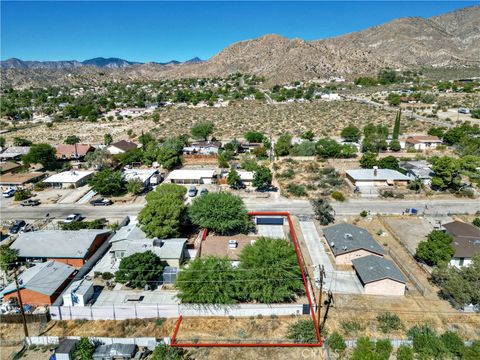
<box><xmin>20</xmin><ymin>199</ymin><xmax>40</xmax><ymax>207</ymax></box>
<box><xmin>2</xmin><ymin>189</ymin><xmax>16</xmax><ymax>198</ymax></box>
<box><xmin>200</xmin><ymin>188</ymin><xmax>209</xmax><ymax>196</ymax></box>
<box><xmin>188</xmin><ymin>186</ymin><xmax>198</xmax><ymax>197</ymax></box>
<box><xmin>9</xmin><ymin>220</ymin><xmax>26</xmax><ymax>234</ymax></box>
<box><xmin>64</xmin><ymin>213</ymin><xmax>82</xmax><ymax>223</ymax></box>
<box><xmin>90</xmin><ymin>198</ymin><xmax>113</xmax><ymax>206</ymax></box>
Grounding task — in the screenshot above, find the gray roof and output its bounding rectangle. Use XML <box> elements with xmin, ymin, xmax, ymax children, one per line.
<box><xmin>11</xmin><ymin>229</ymin><xmax>111</xmax><ymax>259</ymax></box>
<box><xmin>63</xmin><ymin>279</ymin><xmax>93</xmax><ymax>297</ymax></box>
<box><xmin>399</xmin><ymin>161</ymin><xmax>434</xmax><ymax>180</ymax></box>
<box><xmin>346</xmin><ymin>169</ymin><xmax>410</xmax><ymax>181</ymax></box>
<box><xmin>352</xmin><ymin>255</ymin><xmax>407</xmax><ymax>284</ymax></box>
<box><xmin>56</xmin><ymin>339</ymin><xmax>78</xmax><ymax>354</ymax></box>
<box><xmin>93</xmin><ymin>343</ymin><xmax>136</xmax><ymax>358</ymax></box>
<box><xmin>110</xmin><ymin>221</ymin><xmax>147</xmax><ymax>249</ymax></box>
<box><xmin>323</xmin><ymin>223</ymin><xmax>385</xmax><ymax>256</ymax></box>
<box><xmin>2</xmin><ymin>261</ymin><xmax>75</xmax><ymax>296</ymax></box>
<box><xmin>0</xmin><ymin>146</ymin><xmax>30</xmax><ymax>158</ymax></box>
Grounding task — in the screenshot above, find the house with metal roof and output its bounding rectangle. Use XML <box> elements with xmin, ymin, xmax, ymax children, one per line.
<box><xmin>0</xmin><ymin>146</ymin><xmax>30</xmax><ymax>160</ymax></box>
<box><xmin>43</xmin><ymin>170</ymin><xmax>94</xmax><ymax>188</ymax></box>
<box><xmin>93</xmin><ymin>343</ymin><xmax>136</xmax><ymax>360</ymax></box>
<box><xmin>443</xmin><ymin>221</ymin><xmax>480</xmax><ymax>268</ymax></box>
<box><xmin>165</xmin><ymin>169</ymin><xmax>216</xmax><ymax>184</ymax></box>
<box><xmin>346</xmin><ymin>167</ymin><xmax>410</xmax><ymax>188</ymax></box>
<box><xmin>399</xmin><ymin>160</ymin><xmax>435</xmax><ymax>185</ymax></box>
<box><xmin>323</xmin><ymin>223</ymin><xmax>385</xmax><ymax>265</ymax></box>
<box><xmin>1</xmin><ymin>261</ymin><xmax>76</xmax><ymax>305</ymax></box>
<box><xmin>11</xmin><ymin>229</ymin><xmax>111</xmax><ymax>268</ymax></box>
<box><xmin>352</xmin><ymin>255</ymin><xmax>407</xmax><ymax>296</ymax></box>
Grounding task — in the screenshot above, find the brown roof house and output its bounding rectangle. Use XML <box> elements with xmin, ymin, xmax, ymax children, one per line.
<box><xmin>107</xmin><ymin>140</ymin><xmax>138</xmax><ymax>155</ymax></box>
<box><xmin>323</xmin><ymin>223</ymin><xmax>385</xmax><ymax>265</ymax></box>
<box><xmin>405</xmin><ymin>136</ymin><xmax>442</xmax><ymax>151</ymax></box>
<box><xmin>0</xmin><ymin>172</ymin><xmax>45</xmax><ymax>190</ymax></box>
<box><xmin>56</xmin><ymin>144</ymin><xmax>94</xmax><ymax>160</ymax></box>
<box><xmin>443</xmin><ymin>221</ymin><xmax>480</xmax><ymax>268</ymax></box>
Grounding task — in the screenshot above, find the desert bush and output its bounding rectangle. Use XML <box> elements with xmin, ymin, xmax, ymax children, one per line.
<box><xmin>376</xmin><ymin>312</ymin><xmax>402</xmax><ymax>333</ymax></box>
<box><xmin>331</xmin><ymin>191</ymin><xmax>345</xmax><ymax>201</ymax></box>
<box><xmin>287</xmin><ymin>183</ymin><xmax>308</xmax><ymax>196</ymax></box>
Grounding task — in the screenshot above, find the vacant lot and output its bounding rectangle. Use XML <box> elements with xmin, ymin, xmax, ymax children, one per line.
<box><xmin>382</xmin><ymin>217</ymin><xmax>434</xmax><ymax>254</ymax></box>
<box><xmin>4</xmin><ymin>100</ymin><xmax>428</xmax><ymax>144</ymax></box>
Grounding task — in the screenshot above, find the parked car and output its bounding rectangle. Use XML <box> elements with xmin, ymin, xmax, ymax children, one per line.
<box><xmin>188</xmin><ymin>186</ymin><xmax>198</xmax><ymax>197</ymax></box>
<box><xmin>200</xmin><ymin>188</ymin><xmax>209</xmax><ymax>196</ymax></box>
<box><xmin>9</xmin><ymin>220</ymin><xmax>26</xmax><ymax>234</ymax></box>
<box><xmin>90</xmin><ymin>198</ymin><xmax>113</xmax><ymax>206</ymax></box>
<box><xmin>64</xmin><ymin>213</ymin><xmax>82</xmax><ymax>223</ymax></box>
<box><xmin>20</xmin><ymin>199</ymin><xmax>40</xmax><ymax>207</ymax></box>
<box><xmin>2</xmin><ymin>189</ymin><xmax>16</xmax><ymax>198</ymax></box>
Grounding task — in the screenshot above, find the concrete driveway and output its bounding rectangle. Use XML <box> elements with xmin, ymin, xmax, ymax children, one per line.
<box><xmin>300</xmin><ymin>221</ymin><xmax>364</xmax><ymax>295</ymax></box>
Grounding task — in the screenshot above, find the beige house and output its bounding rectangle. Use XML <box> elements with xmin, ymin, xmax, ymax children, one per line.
<box><xmin>352</xmin><ymin>255</ymin><xmax>407</xmax><ymax>296</ymax></box>
<box><xmin>405</xmin><ymin>135</ymin><xmax>442</xmax><ymax>151</ymax></box>
<box><xmin>346</xmin><ymin>168</ymin><xmax>411</xmax><ymax>188</ymax></box>
<box><xmin>323</xmin><ymin>223</ymin><xmax>385</xmax><ymax>265</ymax></box>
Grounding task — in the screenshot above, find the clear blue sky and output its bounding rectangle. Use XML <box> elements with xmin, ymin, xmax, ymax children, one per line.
<box><xmin>1</xmin><ymin>1</ymin><xmax>477</xmax><ymax>62</ymax></box>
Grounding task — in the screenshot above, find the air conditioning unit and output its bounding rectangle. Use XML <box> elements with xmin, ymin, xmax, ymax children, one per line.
<box><xmin>228</xmin><ymin>240</ymin><xmax>238</xmax><ymax>249</ymax></box>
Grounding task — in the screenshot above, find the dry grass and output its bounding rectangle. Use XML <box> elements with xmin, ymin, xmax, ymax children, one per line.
<box><xmin>4</xmin><ymin>100</ymin><xmax>429</xmax><ymax>144</ymax></box>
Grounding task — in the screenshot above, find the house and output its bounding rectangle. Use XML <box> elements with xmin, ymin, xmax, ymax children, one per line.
<box><xmin>0</xmin><ymin>147</ymin><xmax>30</xmax><ymax>161</ymax></box>
<box><xmin>183</xmin><ymin>141</ymin><xmax>222</xmax><ymax>155</ymax></box>
<box><xmin>109</xmin><ymin>218</ymin><xmax>187</xmax><ymax>267</ymax></box>
<box><xmin>0</xmin><ymin>172</ymin><xmax>45</xmax><ymax>190</ymax></box>
<box><xmin>93</xmin><ymin>343</ymin><xmax>136</xmax><ymax>360</ymax></box>
<box><xmin>165</xmin><ymin>169</ymin><xmax>216</xmax><ymax>184</ymax></box>
<box><xmin>55</xmin><ymin>144</ymin><xmax>94</xmax><ymax>160</ymax></box>
<box><xmin>11</xmin><ymin>229</ymin><xmax>111</xmax><ymax>268</ymax></box>
<box><xmin>443</xmin><ymin>221</ymin><xmax>480</xmax><ymax>268</ymax></box>
<box><xmin>122</xmin><ymin>168</ymin><xmax>160</xmax><ymax>189</ymax></box>
<box><xmin>352</xmin><ymin>255</ymin><xmax>407</xmax><ymax>296</ymax></box>
<box><xmin>399</xmin><ymin>160</ymin><xmax>434</xmax><ymax>185</ymax></box>
<box><xmin>107</xmin><ymin>140</ymin><xmax>138</xmax><ymax>155</ymax></box>
<box><xmin>240</xmin><ymin>142</ymin><xmax>262</xmax><ymax>153</ymax></box>
<box><xmin>405</xmin><ymin>136</ymin><xmax>442</xmax><ymax>151</ymax></box>
<box><xmin>43</xmin><ymin>170</ymin><xmax>94</xmax><ymax>188</ymax></box>
<box><xmin>323</xmin><ymin>223</ymin><xmax>385</xmax><ymax>265</ymax></box>
<box><xmin>1</xmin><ymin>261</ymin><xmax>76</xmax><ymax>305</ymax></box>
<box><xmin>62</xmin><ymin>279</ymin><xmax>94</xmax><ymax>307</ymax></box>
<box><xmin>55</xmin><ymin>339</ymin><xmax>79</xmax><ymax>360</ymax></box>
<box><xmin>346</xmin><ymin>167</ymin><xmax>410</xmax><ymax>188</ymax></box>
<box><xmin>0</xmin><ymin>162</ymin><xmax>22</xmax><ymax>174</ymax></box>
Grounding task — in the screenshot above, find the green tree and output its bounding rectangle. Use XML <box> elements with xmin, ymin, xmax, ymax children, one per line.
<box><xmin>301</xmin><ymin>130</ymin><xmax>315</xmax><ymax>141</ymax></box>
<box><xmin>104</xmin><ymin>133</ymin><xmax>113</xmax><ymax>145</ymax></box>
<box><xmin>316</xmin><ymin>138</ymin><xmax>342</xmax><ymax>158</ymax></box>
<box><xmin>188</xmin><ymin>192</ymin><xmax>252</xmax><ymax>235</ymax></box>
<box><xmin>191</xmin><ymin>122</ymin><xmax>214</xmax><ymax>140</ymax></box>
<box><xmin>65</xmin><ymin>135</ymin><xmax>80</xmax><ymax>145</ymax></box>
<box><xmin>440</xmin><ymin>331</ymin><xmax>465</xmax><ymax>358</ymax></box>
<box><xmin>252</xmin><ymin>166</ymin><xmax>272</xmax><ymax>189</ymax></box>
<box><xmin>352</xmin><ymin>337</ymin><xmax>392</xmax><ymax>360</ymax></box>
<box><xmin>392</xmin><ymin>110</ymin><xmax>401</xmax><ymax>140</ymax></box>
<box><xmin>126</xmin><ymin>178</ymin><xmax>144</xmax><ymax>195</ymax></box>
<box><xmin>176</xmin><ymin>257</ymin><xmax>238</xmax><ymax>304</ymax></box>
<box><xmin>0</xmin><ymin>136</ymin><xmax>5</xmax><ymax>148</ymax></box>
<box><xmin>341</xmin><ymin>144</ymin><xmax>358</xmax><ymax>158</ymax></box>
<box><xmin>245</xmin><ymin>130</ymin><xmax>265</xmax><ymax>143</ymax></box>
<box><xmin>218</xmin><ymin>149</ymin><xmax>234</xmax><ymax>168</ymax></box>
<box><xmin>328</xmin><ymin>332</ymin><xmax>346</xmax><ymax>353</ymax></box>
<box><xmin>85</xmin><ymin>148</ymin><xmax>109</xmax><ymax>170</ymax></box>
<box><xmin>274</xmin><ymin>133</ymin><xmax>292</xmax><ymax>156</ymax></box>
<box><xmin>238</xmin><ymin>238</ymin><xmax>304</xmax><ymax>302</ymax></box>
<box><xmin>360</xmin><ymin>152</ymin><xmax>378</xmax><ymax>168</ymax></box>
<box><xmin>311</xmin><ymin>198</ymin><xmax>335</xmax><ymax>225</ymax></box>
<box><xmin>415</xmin><ymin>230</ymin><xmax>454</xmax><ymax>266</ymax></box>
<box><xmin>378</xmin><ymin>69</ymin><xmax>397</xmax><ymax>84</ymax></box>
<box><xmin>227</xmin><ymin>169</ymin><xmax>243</xmax><ymax>189</ymax></box>
<box><xmin>341</xmin><ymin>125</ymin><xmax>361</xmax><ymax>142</ymax></box>
<box><xmin>150</xmin><ymin>345</ymin><xmax>186</xmax><ymax>360</ymax></box>
<box><xmin>13</xmin><ymin>137</ymin><xmax>32</xmax><ymax>146</ymax></box>
<box><xmin>389</xmin><ymin>139</ymin><xmax>401</xmax><ymax>152</ymax></box>
<box><xmin>396</xmin><ymin>345</ymin><xmax>414</xmax><ymax>360</ymax></box>
<box><xmin>73</xmin><ymin>337</ymin><xmax>95</xmax><ymax>360</ymax></box>
<box><xmin>473</xmin><ymin>218</ymin><xmax>480</xmax><ymax>228</ymax></box>
<box><xmin>89</xmin><ymin>169</ymin><xmax>126</xmax><ymax>196</ymax></box>
<box><xmin>431</xmin><ymin>156</ymin><xmax>461</xmax><ymax>190</ymax></box>
<box><xmin>387</xmin><ymin>93</ymin><xmax>401</xmax><ymax>106</ymax></box>
<box><xmin>115</xmin><ymin>251</ymin><xmax>163</xmax><ymax>289</ymax></box>
<box><xmin>427</xmin><ymin>127</ymin><xmax>446</xmax><ymax>138</ymax></box>
<box><xmin>138</xmin><ymin>185</ymin><xmax>186</xmax><ymax>238</ymax></box>
<box><xmin>22</xmin><ymin>143</ymin><xmax>56</xmax><ymax>167</ymax></box>
<box><xmin>291</xmin><ymin>141</ymin><xmax>316</xmax><ymax>156</ymax></box>
<box><xmin>286</xmin><ymin>319</ymin><xmax>318</xmax><ymax>343</ymax></box>
<box><xmin>378</xmin><ymin>156</ymin><xmax>400</xmax><ymax>171</ymax></box>
<box><xmin>408</xmin><ymin>325</ymin><xmax>448</xmax><ymax>360</ymax></box>
<box><xmin>157</xmin><ymin>146</ymin><xmax>182</xmax><ymax>170</ymax></box>
<box><xmin>0</xmin><ymin>245</ymin><xmax>18</xmax><ymax>272</ymax></box>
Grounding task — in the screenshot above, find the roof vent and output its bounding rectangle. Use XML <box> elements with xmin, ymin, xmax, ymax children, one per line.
<box><xmin>330</xmin><ymin>241</ymin><xmax>335</xmax><ymax>248</ymax></box>
<box><xmin>344</xmin><ymin>233</ymin><xmax>353</xmax><ymax>240</ymax></box>
<box><xmin>342</xmin><ymin>245</ymin><xmax>348</xmax><ymax>251</ymax></box>
<box><xmin>228</xmin><ymin>240</ymin><xmax>238</xmax><ymax>249</ymax></box>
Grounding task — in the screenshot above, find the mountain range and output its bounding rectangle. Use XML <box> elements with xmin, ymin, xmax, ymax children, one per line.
<box><xmin>0</xmin><ymin>56</ymin><xmax>204</xmax><ymax>69</ymax></box>
<box><xmin>1</xmin><ymin>5</ymin><xmax>479</xmax><ymax>87</ymax></box>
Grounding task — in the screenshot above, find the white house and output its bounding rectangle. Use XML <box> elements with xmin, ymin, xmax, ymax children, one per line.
<box><xmin>346</xmin><ymin>167</ymin><xmax>410</xmax><ymax>187</ymax></box>
<box><xmin>405</xmin><ymin>136</ymin><xmax>442</xmax><ymax>151</ymax></box>
<box><xmin>183</xmin><ymin>141</ymin><xmax>222</xmax><ymax>155</ymax></box>
<box><xmin>123</xmin><ymin>168</ymin><xmax>160</xmax><ymax>189</ymax></box>
<box><xmin>43</xmin><ymin>170</ymin><xmax>94</xmax><ymax>188</ymax></box>
<box><xmin>106</xmin><ymin>140</ymin><xmax>138</xmax><ymax>155</ymax></box>
<box><xmin>443</xmin><ymin>221</ymin><xmax>480</xmax><ymax>268</ymax></box>
<box><xmin>165</xmin><ymin>169</ymin><xmax>216</xmax><ymax>184</ymax></box>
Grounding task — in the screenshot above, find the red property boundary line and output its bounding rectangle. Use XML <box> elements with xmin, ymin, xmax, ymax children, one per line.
<box><xmin>170</xmin><ymin>211</ymin><xmax>322</xmax><ymax>348</ymax></box>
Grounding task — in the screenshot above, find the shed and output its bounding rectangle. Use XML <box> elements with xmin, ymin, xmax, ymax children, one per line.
<box><xmin>93</xmin><ymin>343</ymin><xmax>136</xmax><ymax>360</ymax></box>
<box><xmin>62</xmin><ymin>279</ymin><xmax>94</xmax><ymax>307</ymax></box>
<box><xmin>55</xmin><ymin>339</ymin><xmax>78</xmax><ymax>360</ymax></box>
<box><xmin>352</xmin><ymin>255</ymin><xmax>407</xmax><ymax>296</ymax></box>
<box><xmin>162</xmin><ymin>266</ymin><xmax>178</xmax><ymax>284</ymax></box>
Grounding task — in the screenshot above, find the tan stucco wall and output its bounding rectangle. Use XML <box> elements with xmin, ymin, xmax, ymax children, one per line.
<box><xmin>335</xmin><ymin>249</ymin><xmax>382</xmax><ymax>265</ymax></box>
<box><xmin>364</xmin><ymin>279</ymin><xmax>405</xmax><ymax>296</ymax></box>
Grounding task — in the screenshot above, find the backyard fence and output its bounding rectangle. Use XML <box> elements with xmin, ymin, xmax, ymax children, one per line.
<box><xmin>26</xmin><ymin>336</ymin><xmax>158</xmax><ymax>348</ymax></box>
<box><xmin>387</xmin><ymin>248</ymin><xmax>427</xmax><ymax>296</ymax></box>
<box><xmin>50</xmin><ymin>303</ymin><xmax>308</xmax><ymax>321</ymax></box>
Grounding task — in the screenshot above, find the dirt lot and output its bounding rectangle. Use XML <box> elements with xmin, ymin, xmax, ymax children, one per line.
<box><xmin>3</xmin><ymin>100</ymin><xmax>429</xmax><ymax>145</ymax></box>
<box><xmin>381</xmin><ymin>216</ymin><xmax>434</xmax><ymax>254</ymax></box>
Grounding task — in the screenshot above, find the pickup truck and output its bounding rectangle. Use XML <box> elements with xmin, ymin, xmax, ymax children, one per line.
<box><xmin>21</xmin><ymin>199</ymin><xmax>40</xmax><ymax>207</ymax></box>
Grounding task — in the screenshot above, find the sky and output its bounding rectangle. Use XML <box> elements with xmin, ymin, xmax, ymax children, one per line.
<box><xmin>1</xmin><ymin>1</ymin><xmax>478</xmax><ymax>62</ymax></box>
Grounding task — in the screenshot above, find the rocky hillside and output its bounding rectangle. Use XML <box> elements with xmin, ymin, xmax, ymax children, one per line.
<box><xmin>2</xmin><ymin>6</ymin><xmax>479</xmax><ymax>87</ymax></box>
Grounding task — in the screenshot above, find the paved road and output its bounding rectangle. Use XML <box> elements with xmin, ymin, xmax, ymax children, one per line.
<box><xmin>300</xmin><ymin>221</ymin><xmax>363</xmax><ymax>294</ymax></box>
<box><xmin>1</xmin><ymin>198</ymin><xmax>478</xmax><ymax>221</ymax></box>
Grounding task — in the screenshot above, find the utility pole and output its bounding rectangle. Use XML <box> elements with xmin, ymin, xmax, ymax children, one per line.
<box><xmin>316</xmin><ymin>265</ymin><xmax>325</xmax><ymax>325</ymax></box>
<box><xmin>13</xmin><ymin>266</ymin><xmax>29</xmax><ymax>339</ymax></box>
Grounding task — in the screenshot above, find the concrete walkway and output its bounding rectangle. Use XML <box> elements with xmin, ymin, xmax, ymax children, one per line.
<box><xmin>300</xmin><ymin>221</ymin><xmax>364</xmax><ymax>295</ymax></box>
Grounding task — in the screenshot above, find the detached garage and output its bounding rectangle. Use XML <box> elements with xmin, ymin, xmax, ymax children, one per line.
<box><xmin>352</xmin><ymin>255</ymin><xmax>407</xmax><ymax>296</ymax></box>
